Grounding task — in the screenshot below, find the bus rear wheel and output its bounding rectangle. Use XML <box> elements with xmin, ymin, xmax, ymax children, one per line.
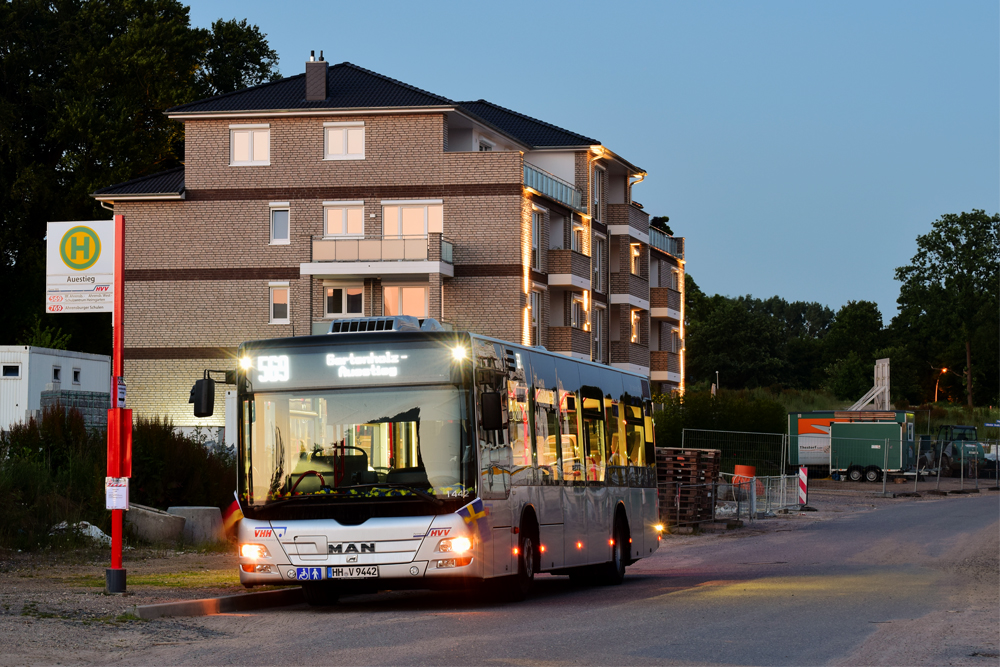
<box><xmin>596</xmin><ymin>514</ymin><xmax>628</xmax><ymax>586</ymax></box>
<box><xmin>302</xmin><ymin>582</ymin><xmax>339</xmax><ymax>606</ymax></box>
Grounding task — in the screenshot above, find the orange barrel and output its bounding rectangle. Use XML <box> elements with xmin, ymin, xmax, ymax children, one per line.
<box><xmin>733</xmin><ymin>464</ymin><xmax>758</xmax><ymax>497</ymax></box>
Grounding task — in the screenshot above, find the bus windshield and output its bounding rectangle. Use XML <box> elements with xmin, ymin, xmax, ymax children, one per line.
<box><xmin>242</xmin><ymin>385</ymin><xmax>473</xmax><ymax>506</ymax></box>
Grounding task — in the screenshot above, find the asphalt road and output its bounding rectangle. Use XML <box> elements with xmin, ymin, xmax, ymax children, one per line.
<box><xmin>123</xmin><ymin>493</ymin><xmax>999</xmax><ymax>666</ymax></box>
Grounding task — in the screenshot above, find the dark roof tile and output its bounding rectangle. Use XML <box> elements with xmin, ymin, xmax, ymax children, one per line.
<box><xmin>92</xmin><ymin>167</ymin><xmax>184</xmax><ymax>196</ymax></box>
<box><xmin>458</xmin><ymin>99</ymin><xmax>598</xmax><ymax>147</ymax></box>
<box><xmin>167</xmin><ymin>62</ymin><xmax>454</xmax><ymax>114</ymax></box>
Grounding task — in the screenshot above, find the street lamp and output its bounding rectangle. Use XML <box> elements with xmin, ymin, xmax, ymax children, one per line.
<box><xmin>934</xmin><ymin>368</ymin><xmax>946</xmax><ymax>402</ymax></box>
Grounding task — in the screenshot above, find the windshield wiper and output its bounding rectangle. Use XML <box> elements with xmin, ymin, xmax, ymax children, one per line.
<box><xmin>348</xmin><ymin>483</ymin><xmax>444</xmax><ymax>505</ymax></box>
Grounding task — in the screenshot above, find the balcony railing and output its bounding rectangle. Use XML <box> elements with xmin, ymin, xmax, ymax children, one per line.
<box><xmin>649</xmin><ymin>228</ymin><xmax>684</xmax><ymax>259</ymax></box>
<box><xmin>312</xmin><ymin>235</ymin><xmax>452</xmax><ymax>263</ymax></box>
<box><xmin>524</xmin><ymin>162</ymin><xmax>584</xmax><ymax>212</ymax></box>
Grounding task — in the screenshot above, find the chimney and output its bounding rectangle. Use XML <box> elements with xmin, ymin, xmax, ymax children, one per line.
<box><xmin>305</xmin><ymin>50</ymin><xmax>328</xmax><ymax>101</ymax></box>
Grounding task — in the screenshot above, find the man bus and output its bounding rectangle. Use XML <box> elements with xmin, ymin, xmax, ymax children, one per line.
<box><xmin>191</xmin><ymin>316</ymin><xmax>662</xmax><ymax>605</ymax></box>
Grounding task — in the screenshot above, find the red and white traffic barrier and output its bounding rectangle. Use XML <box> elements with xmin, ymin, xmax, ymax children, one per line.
<box><xmin>798</xmin><ymin>466</ymin><xmax>808</xmax><ymax>506</ymax></box>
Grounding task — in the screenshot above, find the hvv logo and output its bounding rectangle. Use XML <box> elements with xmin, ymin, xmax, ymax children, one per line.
<box><xmin>253</xmin><ymin>526</ymin><xmax>287</xmax><ymax>539</ymax></box>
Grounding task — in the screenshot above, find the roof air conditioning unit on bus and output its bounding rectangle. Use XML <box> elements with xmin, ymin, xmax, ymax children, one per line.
<box><xmin>327</xmin><ymin>317</ymin><xmax>446</xmax><ymax>334</ymax></box>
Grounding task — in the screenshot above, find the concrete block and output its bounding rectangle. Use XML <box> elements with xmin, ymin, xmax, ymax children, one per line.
<box><xmin>126</xmin><ymin>503</ymin><xmax>186</xmax><ymax>543</ymax></box>
<box><xmin>167</xmin><ymin>506</ymin><xmax>226</xmax><ymax>544</ymax></box>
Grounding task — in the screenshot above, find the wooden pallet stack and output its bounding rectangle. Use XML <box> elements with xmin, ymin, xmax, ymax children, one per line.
<box><xmin>656</xmin><ymin>448</ymin><xmax>722</xmax><ymax>527</ymax></box>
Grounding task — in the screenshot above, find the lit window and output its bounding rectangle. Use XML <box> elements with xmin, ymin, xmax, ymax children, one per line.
<box><xmin>325</xmin><ymin>286</ymin><xmax>364</xmax><ymax>317</ymax></box>
<box><xmin>630</xmin><ymin>310</ymin><xmax>641</xmax><ymax>343</ymax></box>
<box><xmin>231</xmin><ymin>125</ymin><xmax>269</xmax><ymax>165</ymax></box>
<box><xmin>630</xmin><ymin>244</ymin><xmax>641</xmax><ymax>275</ymax></box>
<box><xmin>270</xmin><ymin>285</ymin><xmax>289</xmax><ymax>324</ymax></box>
<box><xmin>384</xmin><ymin>286</ymin><xmax>427</xmax><ymax>318</ymax></box>
<box><xmin>270</xmin><ymin>207</ymin><xmax>289</xmax><ymax>244</ymax></box>
<box><xmin>382</xmin><ymin>202</ymin><xmax>443</xmax><ymax>238</ymax></box>
<box><xmin>324</xmin><ymin>204</ymin><xmax>364</xmax><ymax>237</ymax></box>
<box><xmin>324</xmin><ymin>122</ymin><xmax>365</xmax><ymax>160</ymax></box>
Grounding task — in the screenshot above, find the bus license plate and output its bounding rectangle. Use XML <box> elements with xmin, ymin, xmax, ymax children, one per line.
<box><xmin>327</xmin><ymin>565</ymin><xmax>378</xmax><ymax>579</ymax></box>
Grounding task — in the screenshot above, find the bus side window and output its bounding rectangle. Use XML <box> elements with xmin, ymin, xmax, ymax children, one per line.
<box><xmin>581</xmin><ymin>393</ymin><xmax>606</xmax><ymax>483</ymax></box>
<box><xmin>625</xmin><ymin>406</ymin><xmax>644</xmax><ymax>466</ymax></box>
<box><xmin>507</xmin><ymin>380</ymin><xmax>531</xmax><ymax>471</ymax></box>
<box><xmin>560</xmin><ymin>391</ymin><xmax>582</xmax><ymax>482</ymax></box>
<box><xmin>534</xmin><ymin>388</ymin><xmax>561</xmax><ymax>484</ymax></box>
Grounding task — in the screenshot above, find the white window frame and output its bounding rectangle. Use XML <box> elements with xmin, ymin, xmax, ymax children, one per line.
<box><xmin>529</xmin><ymin>290</ymin><xmax>541</xmax><ymax>346</ymax></box>
<box><xmin>478</xmin><ymin>137</ymin><xmax>495</xmax><ymax>152</ymax></box>
<box><xmin>230</xmin><ymin>123</ymin><xmax>270</xmax><ymax>166</ymax></box>
<box><xmin>323</xmin><ymin>283</ymin><xmax>365</xmax><ymax>318</ymax></box>
<box><xmin>591</xmin><ymin>166</ymin><xmax>604</xmax><ymax>222</ymax></box>
<box><xmin>571</xmin><ymin>293</ymin><xmax>588</xmax><ymax>330</ymax></box>
<box><xmin>269</xmin><ymin>202</ymin><xmax>290</xmax><ymax>245</ymax></box>
<box><xmin>323</xmin><ymin>200</ymin><xmax>365</xmax><ymax>238</ymax></box>
<box><xmin>269</xmin><ymin>282</ymin><xmax>290</xmax><ymax>324</ymax></box>
<box><xmin>381</xmin><ymin>200</ymin><xmax>443</xmax><ymax>239</ymax></box>
<box><xmin>324</xmin><ymin>121</ymin><xmax>365</xmax><ymax>160</ymax></box>
<box><xmin>1</xmin><ymin>364</ymin><xmax>21</xmax><ymax>379</ymax></box>
<box><xmin>531</xmin><ymin>210</ymin><xmax>542</xmax><ymax>270</ymax></box>
<box><xmin>383</xmin><ymin>283</ymin><xmax>429</xmax><ymax>318</ymax></box>
<box><xmin>72</xmin><ymin>368</ymin><xmax>81</xmax><ymax>385</ymax></box>
<box><xmin>593</xmin><ymin>235</ymin><xmax>605</xmax><ymax>292</ymax></box>
<box><xmin>52</xmin><ymin>366</ymin><xmax>61</xmax><ymax>382</ymax></box>
<box><xmin>593</xmin><ymin>305</ymin><xmax>606</xmax><ymax>361</ymax></box>
<box><xmin>571</xmin><ymin>219</ymin><xmax>585</xmax><ymax>254</ymax></box>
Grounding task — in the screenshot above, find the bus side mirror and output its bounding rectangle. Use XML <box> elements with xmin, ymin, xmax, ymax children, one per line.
<box><xmin>481</xmin><ymin>392</ymin><xmax>503</xmax><ymax>431</ymax></box>
<box><xmin>189</xmin><ymin>378</ymin><xmax>215</xmax><ymax>418</ymax></box>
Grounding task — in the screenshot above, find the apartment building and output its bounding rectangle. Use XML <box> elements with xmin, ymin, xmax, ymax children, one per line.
<box><xmin>92</xmin><ymin>57</ymin><xmax>685</xmax><ymax>426</ymax></box>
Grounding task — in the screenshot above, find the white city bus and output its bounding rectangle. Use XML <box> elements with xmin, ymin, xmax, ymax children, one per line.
<box><xmin>194</xmin><ymin>316</ymin><xmax>661</xmax><ymax>605</ymax></box>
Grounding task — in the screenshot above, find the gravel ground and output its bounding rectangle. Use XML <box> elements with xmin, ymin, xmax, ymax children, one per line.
<box><xmin>0</xmin><ymin>483</ymin><xmax>996</xmax><ymax>666</ymax></box>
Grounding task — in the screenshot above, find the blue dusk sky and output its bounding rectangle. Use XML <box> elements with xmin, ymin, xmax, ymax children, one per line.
<box><xmin>188</xmin><ymin>0</ymin><xmax>999</xmax><ymax>322</ymax></box>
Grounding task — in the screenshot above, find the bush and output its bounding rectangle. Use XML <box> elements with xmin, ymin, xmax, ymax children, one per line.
<box><xmin>130</xmin><ymin>417</ymin><xmax>236</xmax><ymax>511</ymax></box>
<box><xmin>653</xmin><ymin>388</ymin><xmax>788</xmax><ymax>448</ymax></box>
<box><xmin>0</xmin><ymin>407</ymin><xmax>236</xmax><ymax>551</ymax></box>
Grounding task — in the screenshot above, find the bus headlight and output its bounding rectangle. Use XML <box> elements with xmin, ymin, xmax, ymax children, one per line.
<box><xmin>654</xmin><ymin>524</ymin><xmax>664</xmax><ymax>533</ymax></box>
<box><xmin>437</xmin><ymin>537</ymin><xmax>471</xmax><ymax>554</ymax></box>
<box><xmin>452</xmin><ymin>346</ymin><xmax>467</xmax><ymax>361</ymax></box>
<box><xmin>239</xmin><ymin>356</ymin><xmax>253</xmax><ymax>370</ymax></box>
<box><xmin>240</xmin><ymin>544</ymin><xmax>271</xmax><ymax>559</ymax></box>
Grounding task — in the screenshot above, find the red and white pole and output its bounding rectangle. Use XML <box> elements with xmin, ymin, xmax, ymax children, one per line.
<box><xmin>106</xmin><ymin>214</ymin><xmax>132</xmax><ymax>594</ymax></box>
<box><xmin>798</xmin><ymin>466</ymin><xmax>808</xmax><ymax>506</ymax></box>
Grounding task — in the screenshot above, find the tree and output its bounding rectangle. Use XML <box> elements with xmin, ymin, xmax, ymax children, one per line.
<box><xmin>894</xmin><ymin>211</ymin><xmax>1000</xmax><ymax>406</ymax></box>
<box><xmin>198</xmin><ymin>18</ymin><xmax>281</xmax><ymax>97</ymax></box>
<box><xmin>649</xmin><ymin>215</ymin><xmax>673</xmax><ymax>236</ymax></box>
<box><xmin>0</xmin><ymin>0</ymin><xmax>280</xmax><ymax>353</ymax></box>
<box><xmin>17</xmin><ymin>316</ymin><xmax>72</xmax><ymax>350</ymax></box>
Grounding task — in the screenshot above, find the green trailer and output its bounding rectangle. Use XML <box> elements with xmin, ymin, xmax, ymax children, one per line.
<box><xmin>789</xmin><ymin>411</ymin><xmax>916</xmax><ymax>481</ymax></box>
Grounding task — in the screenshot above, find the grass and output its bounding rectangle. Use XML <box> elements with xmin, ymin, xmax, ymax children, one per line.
<box><xmin>55</xmin><ymin>569</ymin><xmax>242</xmax><ymax>589</ymax></box>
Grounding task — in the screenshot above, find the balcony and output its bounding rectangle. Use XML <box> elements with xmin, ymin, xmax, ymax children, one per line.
<box><xmin>300</xmin><ymin>234</ymin><xmax>454</xmax><ymax>278</ymax></box>
<box><xmin>650</xmin><ymin>350</ymin><xmax>682</xmax><ymax>384</ymax></box>
<box><xmin>649</xmin><ymin>228</ymin><xmax>684</xmax><ymax>259</ymax></box>
<box><xmin>547</xmin><ymin>326</ymin><xmax>592</xmax><ymax>358</ymax></box>
<box><xmin>524</xmin><ymin>162</ymin><xmax>584</xmax><ymax>212</ymax></box>
<box><xmin>650</xmin><ymin>287</ymin><xmax>682</xmax><ymax>321</ymax></box>
<box><xmin>610</xmin><ymin>340</ymin><xmax>649</xmax><ymax>374</ymax></box>
<box><xmin>547</xmin><ymin>249</ymin><xmax>590</xmax><ymax>289</ymax></box>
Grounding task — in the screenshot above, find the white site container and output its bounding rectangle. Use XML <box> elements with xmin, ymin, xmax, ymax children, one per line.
<box><xmin>0</xmin><ymin>345</ymin><xmax>111</xmax><ymax>430</ymax></box>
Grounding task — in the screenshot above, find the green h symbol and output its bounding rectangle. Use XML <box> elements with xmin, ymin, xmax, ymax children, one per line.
<box><xmin>70</xmin><ymin>235</ymin><xmax>91</xmax><ymax>261</ymax></box>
